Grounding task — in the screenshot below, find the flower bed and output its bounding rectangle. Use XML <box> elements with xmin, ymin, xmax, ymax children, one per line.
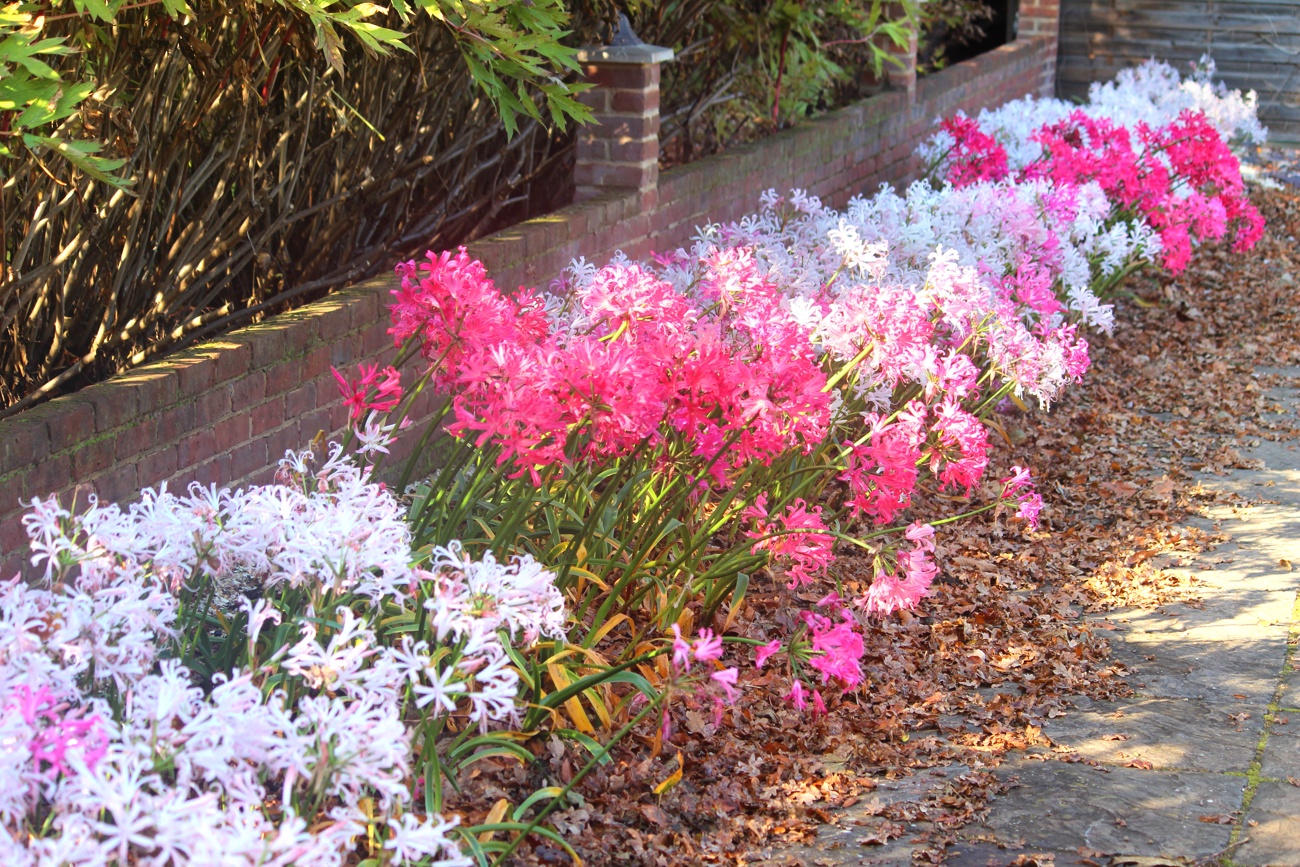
<box><xmin>3</xmin><ymin>59</ymin><xmax>1267</xmax><ymax>865</ymax></box>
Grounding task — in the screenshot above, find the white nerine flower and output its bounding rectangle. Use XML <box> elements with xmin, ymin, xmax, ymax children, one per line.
<box><xmin>3</xmin><ymin>445</ymin><xmax>569</xmax><ymax>865</ymax></box>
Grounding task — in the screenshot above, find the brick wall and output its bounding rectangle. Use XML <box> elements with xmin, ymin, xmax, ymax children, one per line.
<box><xmin>0</xmin><ymin>36</ymin><xmax>1056</xmax><ymax>577</ymax></box>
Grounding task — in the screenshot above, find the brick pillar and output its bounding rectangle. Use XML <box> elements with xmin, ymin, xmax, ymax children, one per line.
<box><xmin>574</xmin><ymin>23</ymin><xmax>673</xmax><ymax>203</ymax></box>
<box><xmin>1017</xmin><ymin>0</ymin><xmax>1060</xmax><ymax>38</ymax></box>
<box><xmin>884</xmin><ymin>28</ymin><xmax>919</xmax><ymax>105</ymax></box>
<box><xmin>869</xmin><ymin>4</ymin><xmax>918</xmax><ymax>104</ymax></box>
<box><xmin>1016</xmin><ymin>0</ymin><xmax>1060</xmax><ymax>98</ymax></box>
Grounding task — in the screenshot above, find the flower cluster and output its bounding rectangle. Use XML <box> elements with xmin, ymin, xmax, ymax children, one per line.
<box><xmin>919</xmin><ymin>58</ymin><xmax>1265</xmax><ymax>273</ymax></box>
<box><xmin>5</xmin><ymin>446</ymin><xmax>567</xmax><ymax>865</ymax></box>
<box><xmin>665</xmin><ymin>625</ymin><xmax>741</xmax><ymax>732</ymax></box>
<box><xmin>339</xmin><ymin>58</ymin><xmax>1264</xmax><ymax>721</ymax></box>
<box><xmin>387</xmin><ymin>247</ymin><xmax>833</xmax><ymax>488</ymax></box>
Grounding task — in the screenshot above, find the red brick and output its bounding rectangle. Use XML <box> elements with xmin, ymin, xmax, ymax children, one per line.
<box><xmin>315</xmin><ymin>306</ymin><xmax>353</xmax><ymax>343</ymax></box>
<box><xmin>266</xmin><ymin>423</ymin><xmax>305</xmax><ymax>464</ymax></box>
<box><xmin>47</xmin><ymin>399</ymin><xmax>95</xmax><ymax>453</ymax></box>
<box><xmin>25</xmin><ymin>454</ymin><xmax>71</xmax><ymax>501</ymax></box>
<box><xmin>364</xmin><ymin>327</ymin><xmax>392</xmax><ymax>361</ymax></box>
<box><xmin>82</xmin><ymin>383</ymin><xmax>141</xmax><ymax>433</ymax></box>
<box><xmin>0</xmin><ymin>414</ymin><xmax>51</xmax><ymax>475</ymax></box>
<box><xmin>0</xmin><ymin>470</ymin><xmax>24</xmax><ymax>513</ymax></box>
<box><xmin>184</xmin><ymin>454</ymin><xmax>233</xmax><ymax>488</ymax></box>
<box><xmin>135</xmin><ymin>446</ymin><xmax>178</xmax><ymax>486</ymax></box>
<box><xmin>584</xmin><ymin>62</ymin><xmax>656</xmax><ymax>90</ymax></box>
<box><xmin>113</xmin><ymin>367</ymin><xmax>178</xmax><ymax>412</ymax></box>
<box><xmin>611</xmin><ymin>87</ymin><xmax>658</xmax><ymax>113</ymax></box>
<box><xmin>114</xmin><ymin>419</ymin><xmax>158</xmax><ymax>463</ymax></box>
<box><xmin>92</xmin><ymin>464</ymin><xmax>139</xmax><ymax>504</ymax></box>
<box><xmin>251</xmin><ymin>397</ymin><xmax>286</xmax><ymax>436</ymax></box>
<box><xmin>213</xmin><ymin>415</ymin><xmax>249</xmax><ymax>452</ymax></box>
<box><xmin>247</xmin><ymin>325</ymin><xmax>290</xmax><ymax>368</ymax></box>
<box><xmin>298</xmin><ymin>407</ymin><xmax>336</xmax><ymax>442</ymax></box>
<box><xmin>70</xmin><ymin>437</ymin><xmax>114</xmax><ymax>479</ymax></box>
<box><xmin>277</xmin><ymin>316</ymin><xmax>314</xmax><ymax>357</ymax></box>
<box><xmin>265</xmin><ymin>357</ymin><xmax>303</xmax><ymax>398</ymax></box>
<box><xmin>347</xmin><ymin>285</ymin><xmax>383</xmax><ymax>330</ymax></box>
<box><xmin>591</xmin><ymin>112</ymin><xmax>658</xmax><ymax>140</ymax></box>
<box><xmin>212</xmin><ymin>341</ymin><xmax>252</xmax><ymax>382</ymax></box>
<box><xmin>229</xmin><ymin>439</ymin><xmax>269</xmax><ymax>480</ymax></box>
<box><xmin>193</xmin><ymin>387</ymin><xmax>232</xmax><ymax>427</ymax></box>
<box><xmin>174</xmin><ymin>353</ymin><xmax>216</xmax><ymax>396</ymax></box>
<box><xmin>576</xmin><ymin>161</ymin><xmax>656</xmax><ymax>190</ymax></box>
<box><xmin>0</xmin><ymin>513</ymin><xmax>27</xmax><ymax>563</ymax></box>
<box><xmin>231</xmin><ymin>372</ymin><xmax>266</xmax><ymax>409</ymax></box>
<box><xmin>176</xmin><ymin>428</ymin><xmax>216</xmax><ymax>471</ymax></box>
<box><xmin>607</xmin><ymin>138</ymin><xmax>659</xmax><ymax>163</ymax></box>
<box><xmin>575</xmin><ymin>138</ymin><xmax>608</xmax><ymax>162</ymax></box>
<box><xmin>576</xmin><ymin>88</ymin><xmax>609</xmax><ymax>111</ymax></box>
<box><xmin>300</xmin><ymin>345</ymin><xmax>332</xmax><ymax>380</ymax></box>
<box><xmin>285</xmin><ymin>382</ymin><xmax>317</xmax><ymax>418</ymax></box>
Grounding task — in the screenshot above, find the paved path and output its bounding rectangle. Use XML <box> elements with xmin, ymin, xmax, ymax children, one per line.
<box><xmin>760</xmin><ymin>369</ymin><xmax>1300</xmax><ymax>866</ymax></box>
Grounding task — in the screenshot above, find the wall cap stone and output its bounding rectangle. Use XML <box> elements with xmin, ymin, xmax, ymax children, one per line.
<box><xmin>576</xmin><ymin>44</ymin><xmax>673</xmax><ymax>65</ymax></box>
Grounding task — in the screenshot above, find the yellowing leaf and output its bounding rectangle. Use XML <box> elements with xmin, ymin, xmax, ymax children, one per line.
<box><xmin>478</xmin><ymin>798</ymin><xmax>510</xmax><ymax>842</ymax></box>
<box><xmin>653</xmin><ymin>750</ymin><xmax>684</xmax><ymax>795</ymax></box>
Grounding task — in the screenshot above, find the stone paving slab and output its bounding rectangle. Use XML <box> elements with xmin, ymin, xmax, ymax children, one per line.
<box><xmin>1276</xmin><ymin>672</ymin><xmax>1300</xmax><ymax>712</ymax></box>
<box><xmin>977</xmin><ymin>761</ymin><xmax>1245</xmax><ymax>859</ymax></box>
<box><xmin>1236</xmin><ymin>782</ymin><xmax>1300</xmax><ymax>867</ymax></box>
<box><xmin>1039</xmin><ymin>696</ymin><xmax>1263</xmax><ymax>772</ymax></box>
<box><xmin>1257</xmin><ymin>725</ymin><xmax>1300</xmax><ymax>782</ymax></box>
<box><xmin>1104</xmin><ymin>631</ymin><xmax>1286</xmax><ymax>705</ymax></box>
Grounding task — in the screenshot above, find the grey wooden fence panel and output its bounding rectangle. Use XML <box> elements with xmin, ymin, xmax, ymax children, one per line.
<box><xmin>1058</xmin><ymin>0</ymin><xmax>1300</xmax><ymax>144</ymax></box>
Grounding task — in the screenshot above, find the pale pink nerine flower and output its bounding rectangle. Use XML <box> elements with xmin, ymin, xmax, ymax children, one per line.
<box><xmin>710</xmin><ymin>667</ymin><xmax>740</xmax><ymax>704</ymax></box>
<box><xmin>710</xmin><ymin>667</ymin><xmax>741</xmax><ymax>726</ymax></box>
<box><xmin>669</xmin><ymin>624</ymin><xmax>693</xmax><ymax>671</ymax></box>
<box><xmin>1016</xmin><ymin>493</ymin><xmax>1045</xmax><ymax>529</ymax></box>
<box><xmin>1000</xmin><ymin>465</ymin><xmax>1034</xmax><ymax>497</ymax></box>
<box><xmin>669</xmin><ymin>625</ymin><xmax>725</xmax><ymax>672</ymax></box>
<box><xmin>4</xmin><ymin>446</ymin><xmax>552</xmax><ymax>866</ymax></box>
<box><xmin>1000</xmin><ymin>466</ymin><xmax>1044</xmax><ymax>530</ymax></box>
<box><xmin>693</xmin><ymin>628</ymin><xmax>724</xmax><ymax>663</ymax></box>
<box><xmin>860</xmin><ymin>521</ymin><xmax>939</xmax><ymax>616</ymax></box>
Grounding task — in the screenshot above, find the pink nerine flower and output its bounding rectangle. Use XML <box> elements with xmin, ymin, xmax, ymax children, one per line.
<box><xmin>743</xmin><ymin>495</ymin><xmax>836</xmax><ymax>589</ymax></box>
<box><xmin>939</xmin><ymin>114</ymin><xmax>1010</xmax><ymax>186</ymax></box>
<box><xmin>669</xmin><ymin>624</ymin><xmax>693</xmax><ymax>671</ymax></box>
<box><xmin>861</xmin><ymin>524</ymin><xmax>938</xmax><ymax>616</ymax></box>
<box><xmin>332</xmin><ymin>363</ymin><xmax>403</xmax><ymax>421</ymax></box>
<box><xmin>6</xmin><ymin>685</ymin><xmax>108</xmax><ymax>779</ymax></box>
<box><xmin>926</xmin><ymin>398</ymin><xmax>990</xmax><ymax>495</ymax></box>
<box><xmin>806</xmin><ymin>620</ymin><xmax>865</xmax><ymax>689</ymax></box>
<box><xmin>711</xmin><ymin>667</ymin><xmax>740</xmax><ymax>704</ymax></box>
<box><xmin>1016</xmin><ymin>492</ymin><xmax>1044</xmax><ymax>529</ymax></box>
<box><xmin>754</xmin><ymin>640</ymin><xmax>781</xmax><ymax>670</ymax></box>
<box><xmin>692</xmin><ymin>628</ymin><xmax>725</xmax><ymax>663</ymax></box>
<box><xmin>786</xmin><ymin>679</ymin><xmax>808</xmax><ymax>711</ymax></box>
